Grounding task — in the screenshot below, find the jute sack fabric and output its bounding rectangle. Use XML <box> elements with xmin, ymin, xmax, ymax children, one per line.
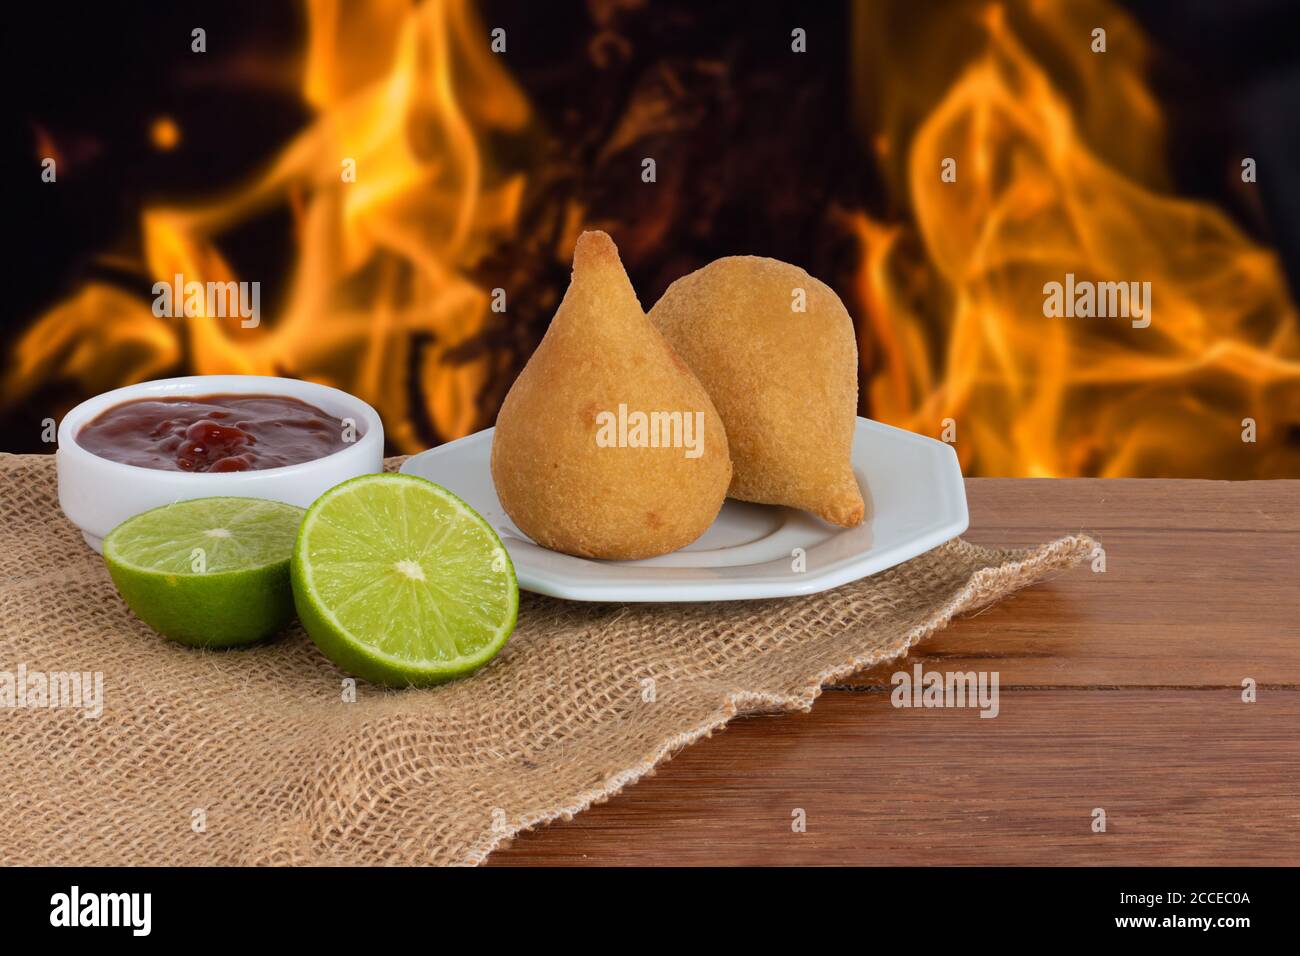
<box><xmin>0</xmin><ymin>452</ymin><xmax>1094</xmax><ymax>865</ymax></box>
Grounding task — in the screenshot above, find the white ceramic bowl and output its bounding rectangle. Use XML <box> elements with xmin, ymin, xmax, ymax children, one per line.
<box><xmin>58</xmin><ymin>375</ymin><xmax>385</xmax><ymax>552</ymax></box>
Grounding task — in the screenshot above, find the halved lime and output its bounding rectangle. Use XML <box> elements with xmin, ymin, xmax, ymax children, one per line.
<box><xmin>103</xmin><ymin>497</ymin><xmax>304</xmax><ymax>647</ymax></box>
<box><xmin>290</xmin><ymin>474</ymin><xmax>518</xmax><ymax>686</ymax></box>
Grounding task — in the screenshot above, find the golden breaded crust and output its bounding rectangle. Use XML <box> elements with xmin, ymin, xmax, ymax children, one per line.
<box><xmin>491</xmin><ymin>231</ymin><xmax>732</xmax><ymax>559</ymax></box>
<box><xmin>650</xmin><ymin>255</ymin><xmax>864</xmax><ymax>527</ymax></box>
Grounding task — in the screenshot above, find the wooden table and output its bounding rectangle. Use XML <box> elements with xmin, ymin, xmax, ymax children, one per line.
<box><xmin>490</xmin><ymin>479</ymin><xmax>1300</xmax><ymax>865</ymax></box>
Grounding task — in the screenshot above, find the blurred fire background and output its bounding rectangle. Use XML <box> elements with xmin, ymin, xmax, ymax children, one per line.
<box><xmin>4</xmin><ymin>0</ymin><xmax>1300</xmax><ymax>476</ymax></box>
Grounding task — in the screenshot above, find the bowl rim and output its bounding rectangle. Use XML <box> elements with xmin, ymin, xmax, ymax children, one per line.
<box><xmin>57</xmin><ymin>374</ymin><xmax>384</xmax><ymax>481</ymax></box>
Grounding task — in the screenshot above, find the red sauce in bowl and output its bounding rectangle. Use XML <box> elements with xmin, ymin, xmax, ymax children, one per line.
<box><xmin>76</xmin><ymin>394</ymin><xmax>359</xmax><ymax>472</ymax></box>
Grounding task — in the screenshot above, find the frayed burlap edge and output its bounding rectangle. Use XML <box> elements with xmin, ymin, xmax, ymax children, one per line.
<box><xmin>2</xmin><ymin>450</ymin><xmax>1096</xmax><ymax>865</ymax></box>
<box><xmin>461</xmin><ymin>533</ymin><xmax>1096</xmax><ymax>865</ymax></box>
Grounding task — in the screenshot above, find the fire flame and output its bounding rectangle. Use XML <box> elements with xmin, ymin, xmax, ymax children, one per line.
<box><xmin>848</xmin><ymin>0</ymin><xmax>1300</xmax><ymax>477</ymax></box>
<box><xmin>6</xmin><ymin>0</ymin><xmax>532</xmax><ymax>452</ymax></box>
<box><xmin>7</xmin><ymin>0</ymin><xmax>1300</xmax><ymax>476</ymax></box>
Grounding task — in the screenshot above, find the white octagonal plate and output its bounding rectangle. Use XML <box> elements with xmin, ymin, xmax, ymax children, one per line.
<box><xmin>401</xmin><ymin>418</ymin><xmax>968</xmax><ymax>602</ymax></box>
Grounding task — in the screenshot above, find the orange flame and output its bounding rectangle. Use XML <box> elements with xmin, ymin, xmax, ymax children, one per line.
<box><xmin>849</xmin><ymin>0</ymin><xmax>1300</xmax><ymax>477</ymax></box>
<box><xmin>6</xmin><ymin>0</ymin><xmax>532</xmax><ymax>452</ymax></box>
<box><xmin>8</xmin><ymin>0</ymin><xmax>1300</xmax><ymax>477</ymax></box>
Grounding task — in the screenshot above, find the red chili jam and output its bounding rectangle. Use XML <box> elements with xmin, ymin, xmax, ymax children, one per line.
<box><xmin>76</xmin><ymin>394</ymin><xmax>359</xmax><ymax>472</ymax></box>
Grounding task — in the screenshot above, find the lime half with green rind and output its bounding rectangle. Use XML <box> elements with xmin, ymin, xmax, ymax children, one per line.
<box><xmin>290</xmin><ymin>473</ymin><xmax>518</xmax><ymax>686</ymax></box>
<box><xmin>103</xmin><ymin>497</ymin><xmax>304</xmax><ymax>647</ymax></box>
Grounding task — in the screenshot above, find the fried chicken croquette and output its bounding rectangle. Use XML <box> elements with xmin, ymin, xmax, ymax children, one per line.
<box><xmin>650</xmin><ymin>256</ymin><xmax>865</xmax><ymax>527</ymax></box>
<box><xmin>491</xmin><ymin>231</ymin><xmax>732</xmax><ymax>559</ymax></box>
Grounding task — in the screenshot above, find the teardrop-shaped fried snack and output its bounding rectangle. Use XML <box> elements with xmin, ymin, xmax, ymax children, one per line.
<box><xmin>650</xmin><ymin>256</ymin><xmax>864</xmax><ymax>527</ymax></box>
<box><xmin>491</xmin><ymin>231</ymin><xmax>732</xmax><ymax>559</ymax></box>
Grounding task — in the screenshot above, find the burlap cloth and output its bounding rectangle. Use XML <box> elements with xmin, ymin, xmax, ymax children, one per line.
<box><xmin>0</xmin><ymin>452</ymin><xmax>1093</xmax><ymax>865</ymax></box>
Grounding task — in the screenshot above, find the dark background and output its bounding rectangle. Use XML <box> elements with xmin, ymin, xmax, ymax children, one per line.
<box><xmin>4</xmin><ymin>0</ymin><xmax>1299</xmax><ymax>469</ymax></box>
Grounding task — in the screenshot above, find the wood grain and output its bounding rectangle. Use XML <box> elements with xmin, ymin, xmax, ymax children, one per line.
<box><xmin>492</xmin><ymin>691</ymin><xmax>1300</xmax><ymax>865</ymax></box>
<box><xmin>488</xmin><ymin>480</ymin><xmax>1300</xmax><ymax>865</ymax></box>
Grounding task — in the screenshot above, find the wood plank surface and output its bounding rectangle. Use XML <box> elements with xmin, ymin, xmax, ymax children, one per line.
<box><xmin>492</xmin><ymin>690</ymin><xmax>1300</xmax><ymax>866</ymax></box>
<box><xmin>488</xmin><ymin>480</ymin><xmax>1300</xmax><ymax>865</ymax></box>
